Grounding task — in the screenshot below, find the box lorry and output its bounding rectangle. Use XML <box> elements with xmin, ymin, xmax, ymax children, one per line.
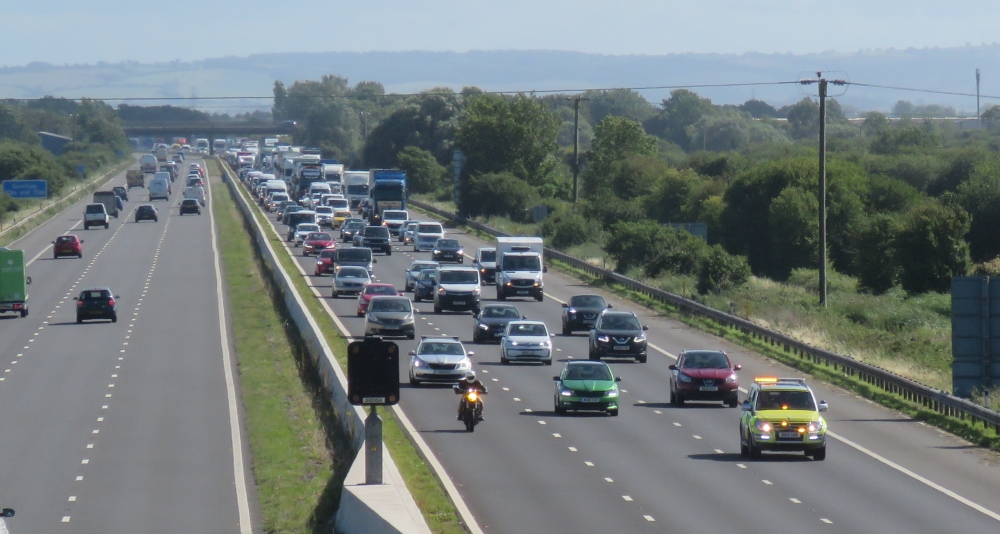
<box><xmin>139</xmin><ymin>154</ymin><xmax>158</xmax><ymax>173</ymax></box>
<box><xmin>495</xmin><ymin>237</ymin><xmax>545</xmax><ymax>302</ymax></box>
<box><xmin>126</xmin><ymin>170</ymin><xmax>145</xmax><ymax>189</ymax></box>
<box><xmin>0</xmin><ymin>248</ymin><xmax>31</xmax><ymax>317</ymax></box>
<box><xmin>93</xmin><ymin>191</ymin><xmax>120</xmax><ymax>219</ymax></box>
<box><xmin>344</xmin><ymin>171</ymin><xmax>370</xmax><ymax>208</ymax></box>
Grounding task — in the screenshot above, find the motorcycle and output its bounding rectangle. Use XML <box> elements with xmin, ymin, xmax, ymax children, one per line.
<box><xmin>454</xmin><ymin>386</ymin><xmax>484</xmax><ymax>432</ymax></box>
<box><xmin>0</xmin><ymin>508</ymin><xmax>14</xmax><ymax>534</ymax></box>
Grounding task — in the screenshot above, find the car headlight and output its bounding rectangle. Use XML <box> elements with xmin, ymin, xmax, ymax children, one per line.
<box><xmin>473</xmin><ymin>287</ymin><xmax>481</xmax><ymax>295</ymax></box>
<box><xmin>412</xmin><ymin>357</ymin><xmax>426</xmax><ymax>368</ymax></box>
<box><xmin>316</xmin><ymin>261</ymin><xmax>323</xmax><ymax>266</ymax></box>
<box><xmin>725</xmin><ymin>374</ymin><xmax>737</xmax><ymax>383</ymax></box>
<box><xmin>457</xmin><ymin>250</ymin><xmax>464</xmax><ymax>255</ymax></box>
<box><xmin>677</xmin><ymin>373</ymin><xmax>692</xmax><ymax>383</ymax></box>
<box><xmin>605</xmin><ymin>389</ymin><xmax>619</xmax><ymax>398</ymax></box>
<box><xmin>478</xmin><ymin>323</ymin><xmax>489</xmax><ymax>330</ymax></box>
<box><xmin>808</xmin><ymin>420</ymin><xmax>825</xmax><ymax>433</ymax></box>
<box><xmin>567</xmin><ymin>308</ymin><xmax>576</xmax><ymax>315</ymax></box>
<box><xmin>540</xmin><ymin>340</ymin><xmax>551</xmax><ymax>348</ymax></box>
<box><xmin>634</xmin><ymin>333</ymin><xmax>646</xmax><ymax>343</ymax></box>
<box><xmin>433</xmin><ymin>249</ymin><xmax>440</xmax><ymax>254</ymax></box>
<box><xmin>755</xmin><ymin>420</ymin><xmax>772</xmax><ymax>433</ymax></box>
<box><xmin>438</xmin><ymin>287</ymin><xmax>446</xmax><ymax>294</ymax></box>
<box><xmin>509</xmin><ymin>340</ymin><xmax>519</xmax><ymax>346</ymax></box>
<box><xmin>596</xmin><ymin>335</ymin><xmax>609</xmax><ymax>343</ymax></box>
<box><xmin>367</xmin><ymin>314</ymin><xmax>381</xmax><ymax>323</ymax></box>
<box><xmin>560</xmin><ymin>388</ymin><xmax>573</xmax><ymax>397</ymax></box>
<box><xmin>458</xmin><ymin>359</ymin><xmax>471</xmax><ymax>370</ymax></box>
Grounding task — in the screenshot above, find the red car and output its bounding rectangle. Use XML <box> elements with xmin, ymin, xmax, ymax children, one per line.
<box><xmin>356</xmin><ymin>283</ymin><xmax>402</xmax><ymax>316</ymax></box>
<box><xmin>668</xmin><ymin>350</ymin><xmax>742</xmax><ymax>407</ymax></box>
<box><xmin>52</xmin><ymin>234</ymin><xmax>84</xmax><ymax>259</ymax></box>
<box><xmin>314</xmin><ymin>249</ymin><xmax>336</xmax><ymax>276</ymax></box>
<box><xmin>302</xmin><ymin>232</ymin><xmax>336</xmax><ymax>257</ymax></box>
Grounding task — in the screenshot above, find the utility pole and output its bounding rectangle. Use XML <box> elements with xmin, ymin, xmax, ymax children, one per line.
<box><xmin>977</xmin><ymin>69</ymin><xmax>982</xmax><ymax>130</ymax></box>
<box><xmin>566</xmin><ymin>96</ymin><xmax>590</xmax><ymax>203</ymax></box>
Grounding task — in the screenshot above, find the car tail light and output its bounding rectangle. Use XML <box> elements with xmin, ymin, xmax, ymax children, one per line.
<box><xmin>108</xmin><ymin>298</ymin><xmax>115</xmax><ymax>306</ymax></box>
<box><xmin>77</xmin><ymin>301</ymin><xmax>84</xmax><ymax>308</ymax></box>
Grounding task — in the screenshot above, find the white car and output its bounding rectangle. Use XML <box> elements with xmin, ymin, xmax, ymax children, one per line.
<box><xmin>408</xmin><ymin>336</ymin><xmax>473</xmax><ymax>386</ymax></box>
<box><xmin>331</xmin><ymin>266</ymin><xmax>372</xmax><ymax>298</ymax></box>
<box><xmin>414</xmin><ymin>222</ymin><xmax>445</xmax><ymax>251</ymax></box>
<box><xmin>500</xmin><ymin>321</ymin><xmax>553</xmax><ymax>365</ymax></box>
<box><xmin>293</xmin><ymin>223</ymin><xmax>321</xmax><ymax>246</ymax></box>
<box><xmin>314</xmin><ymin>206</ymin><xmax>334</xmax><ymax>226</ymax></box>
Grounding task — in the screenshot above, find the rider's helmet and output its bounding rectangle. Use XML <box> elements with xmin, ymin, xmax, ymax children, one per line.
<box><xmin>465</xmin><ymin>371</ymin><xmax>476</xmax><ymax>382</ymax></box>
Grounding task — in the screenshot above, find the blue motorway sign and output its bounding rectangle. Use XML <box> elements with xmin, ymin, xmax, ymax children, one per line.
<box><xmin>2</xmin><ymin>180</ymin><xmax>48</xmax><ymax>199</ymax></box>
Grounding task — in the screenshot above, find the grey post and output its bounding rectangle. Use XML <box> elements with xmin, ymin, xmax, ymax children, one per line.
<box><xmin>365</xmin><ymin>405</ymin><xmax>383</xmax><ymax>484</ymax></box>
<box><xmin>818</xmin><ymin>77</ymin><xmax>828</xmax><ymax>308</ymax></box>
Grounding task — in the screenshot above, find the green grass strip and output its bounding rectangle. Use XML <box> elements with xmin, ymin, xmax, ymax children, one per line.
<box><xmin>214</xmin><ymin>162</ymin><xmax>466</xmax><ymax>533</ymax></box>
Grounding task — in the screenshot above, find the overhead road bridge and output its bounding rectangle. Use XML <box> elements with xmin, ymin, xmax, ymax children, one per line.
<box><xmin>123</xmin><ymin>122</ymin><xmax>297</xmax><ymax>152</ymax></box>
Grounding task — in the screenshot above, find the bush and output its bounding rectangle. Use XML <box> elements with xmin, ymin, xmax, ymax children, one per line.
<box><xmin>697</xmin><ymin>245</ymin><xmax>751</xmax><ymax>294</ymax></box>
<box><xmin>971</xmin><ymin>256</ymin><xmax>1000</xmax><ymax>276</ymax></box>
<box><xmin>459</xmin><ymin>172</ymin><xmax>538</xmax><ymax>221</ymax></box>
<box><xmin>540</xmin><ymin>209</ymin><xmax>594</xmax><ymax>249</ymax></box>
<box><xmin>604</xmin><ymin>220</ymin><xmax>670</xmax><ymax>273</ymax></box>
<box><xmin>645</xmin><ymin>228</ymin><xmax>709</xmax><ymax>277</ymax></box>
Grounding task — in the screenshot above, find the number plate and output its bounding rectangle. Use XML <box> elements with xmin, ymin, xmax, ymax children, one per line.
<box><xmin>581</xmin><ymin>397</ymin><xmax>600</xmax><ymax>403</ymax></box>
<box><xmin>613</xmin><ymin>345</ymin><xmax>631</xmax><ymax>351</ymax></box>
<box><xmin>516</xmin><ymin>290</ymin><xmax>529</xmax><ymax>295</ymax></box>
<box><xmin>778</xmin><ymin>431</ymin><xmax>800</xmax><ymax>439</ymax></box>
<box><xmin>453</xmin><ymin>300</ymin><xmax>466</xmax><ymax>305</ymax></box>
<box><xmin>699</xmin><ymin>386</ymin><xmax>718</xmax><ymax>391</ymax></box>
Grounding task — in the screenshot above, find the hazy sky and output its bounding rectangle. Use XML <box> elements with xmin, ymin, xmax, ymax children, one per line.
<box><xmin>2</xmin><ymin>0</ymin><xmax>996</xmax><ymax>66</ymax></box>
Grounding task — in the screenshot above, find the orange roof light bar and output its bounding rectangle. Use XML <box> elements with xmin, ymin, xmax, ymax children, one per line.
<box><xmin>754</xmin><ymin>376</ymin><xmax>779</xmax><ymax>384</ymax></box>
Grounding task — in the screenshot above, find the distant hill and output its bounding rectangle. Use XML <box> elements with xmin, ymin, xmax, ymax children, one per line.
<box><xmin>1</xmin><ymin>47</ymin><xmax>998</xmax><ymax>115</ymax></box>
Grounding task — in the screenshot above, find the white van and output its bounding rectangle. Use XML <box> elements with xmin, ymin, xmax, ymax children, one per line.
<box><xmin>149</xmin><ymin>178</ymin><xmax>170</xmax><ymax>201</ymax></box>
<box><xmin>184</xmin><ymin>185</ymin><xmax>206</xmax><ymax>206</ymax></box>
<box><xmin>309</xmin><ymin>181</ymin><xmax>332</xmax><ymax>198</ymax></box>
<box><xmin>264</xmin><ymin>179</ymin><xmax>288</xmax><ymax>199</ymax></box>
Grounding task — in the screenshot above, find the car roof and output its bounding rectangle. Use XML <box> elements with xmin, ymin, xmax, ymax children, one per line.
<box><xmin>564</xmin><ymin>360</ymin><xmax>609</xmax><ymax>369</ymax></box>
<box><xmin>507</xmin><ymin>320</ymin><xmax>545</xmax><ymax>327</ymax></box>
<box><xmin>753</xmin><ymin>377</ymin><xmax>811</xmax><ymax>392</ymax></box>
<box><xmin>600</xmin><ymin>310</ymin><xmax>636</xmax><ymax>318</ymax></box>
<box><xmin>418</xmin><ymin>336</ymin><xmax>463</xmax><ymax>345</ymax></box>
<box><xmin>436</xmin><ymin>265</ymin><xmax>477</xmax><ymax>272</ymax></box>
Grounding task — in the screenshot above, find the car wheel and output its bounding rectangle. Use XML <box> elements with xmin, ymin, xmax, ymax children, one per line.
<box><xmin>154</xmin><ymin>217</ymin><xmax>158</xmax><ymax>222</ymax></box>
<box><xmin>434</xmin><ymin>304</ymin><xmax>441</xmax><ymax>314</ymax></box>
<box><xmin>740</xmin><ymin>429</ymin><xmax>750</xmax><ymax>457</ymax></box>
<box><xmin>357</xmin><ymin>310</ymin><xmax>364</xmax><ymax>317</ymax></box>
<box><xmin>562</xmin><ymin>323</ymin><xmax>571</xmax><ymax>336</ymax></box>
<box><xmin>500</xmin><ymin>352</ymin><xmax>509</xmax><ymax>365</ymax></box>
<box><xmin>589</xmin><ymin>350</ymin><xmax>598</xmax><ymax>361</ymax></box>
<box><xmin>410</xmin><ymin>376</ymin><xmax>420</xmax><ymax>387</ymax></box>
<box><xmin>78</xmin><ymin>253</ymin><xmax>83</xmax><ymax>259</ymax></box>
<box><xmin>111</xmin><ymin>314</ymin><xmax>118</xmax><ymax>323</ymax></box>
<box><xmin>747</xmin><ymin>435</ymin><xmax>762</xmax><ymax>459</ymax></box>
<box><xmin>811</xmin><ymin>446</ymin><xmax>826</xmax><ymax>461</ymax></box>
<box><xmin>407</xmin><ymin>333</ymin><xmax>415</xmax><ymax>340</ymax></box>
<box><xmin>497</xmin><ymin>289</ymin><xmax>506</xmax><ymax>301</ymax></box>
<box><xmin>53</xmin><ymin>253</ymin><xmax>58</xmax><ymax>259</ymax></box>
<box><xmin>545</xmin><ymin>358</ymin><xmax>552</xmax><ymax>366</ymax></box>
<box><xmin>472</xmin><ymin>331</ymin><xmax>480</xmax><ymax>343</ymax></box>
<box><xmin>332</xmin><ymin>290</ymin><xmax>339</xmax><ymax>298</ymax></box>
<box><xmin>727</xmin><ymin>394</ymin><xmax>739</xmax><ymax>408</ymax></box>
<box><xmin>555</xmin><ymin>402</ymin><xmax>567</xmax><ymax>415</ymax></box>
<box><xmin>637</xmin><ymin>354</ymin><xmax>647</xmax><ymax>363</ymax></box>
<box><xmin>76</xmin><ymin>315</ymin><xmax>83</xmax><ymax>324</ymax></box>
<box><xmin>675</xmin><ymin>393</ymin><xmax>685</xmax><ymax>407</ymax></box>
<box><xmin>386</xmin><ymin>249</ymin><xmax>392</xmax><ymax>256</ymax></box>
<box><xmin>608</xmin><ymin>408</ymin><xmax>619</xmax><ymax>417</ymax></box>
<box><xmin>104</xmin><ymin>223</ymin><xmax>109</xmax><ymax>229</ymax></box>
<box><xmin>535</xmin><ymin>293</ymin><xmax>544</xmax><ymax>302</ymax></box>
<box><xmin>413</xmin><ymin>293</ymin><xmax>421</xmax><ymax>302</ymax></box>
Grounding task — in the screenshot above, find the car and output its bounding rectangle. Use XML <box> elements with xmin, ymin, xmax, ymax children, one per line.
<box><xmin>363</xmin><ymin>295</ymin><xmax>416</xmax><ymax>339</ymax></box>
<box><xmin>500</xmin><ymin>321</ymin><xmax>553</xmax><ymax>365</ymax></box>
<box><xmin>189</xmin><ymin>163</ymin><xmax>205</xmax><ymax>178</ymax></box>
<box><xmin>179</xmin><ymin>199</ymin><xmax>201</xmax><ymax>215</ymax></box>
<box><xmin>472</xmin><ymin>304</ymin><xmax>523</xmax><ymax>343</ymax></box>
<box><xmin>353</xmin><ymin>225</ymin><xmax>392</xmax><ymax>255</ymax></box>
<box><xmin>400</xmin><ymin>221</ymin><xmax>419</xmax><ymax>243</ymax></box>
<box><xmin>474</xmin><ymin>247</ymin><xmax>497</xmax><ymax>283</ymax></box>
<box><xmin>553</xmin><ymin>361</ymin><xmax>621</xmax><ymax>416</ymax></box>
<box><xmin>52</xmin><ymin>234</ymin><xmax>83</xmax><ymax>258</ymax></box>
<box><xmin>432</xmin><ymin>238</ymin><xmax>464</xmax><ymax>263</ymax></box>
<box><xmin>357</xmin><ymin>282</ymin><xmax>401</xmax><ymax>316</ymax></box>
<box><xmin>340</xmin><ymin>219</ymin><xmax>365</xmax><ymax>242</ymax></box>
<box><xmin>408</xmin><ymin>336</ymin><xmax>473</xmax><ymax>386</ymax></box>
<box><xmin>332</xmin><ymin>209</ymin><xmax>354</xmax><ymax>229</ymax></box>
<box><xmin>414</xmin><ymin>222</ymin><xmax>445</xmax><ymax>251</ymax></box>
<box><xmin>292</xmin><ymin>223</ymin><xmax>322</xmax><ymax>246</ymax></box>
<box><xmin>334</xmin><ymin>246</ymin><xmax>375</xmax><ymax>275</ymax></box>
<box><xmin>112</xmin><ymin>186</ymin><xmax>128</xmax><ymax>202</ymax></box>
<box><xmin>669</xmin><ymin>350</ymin><xmax>742</xmax><ymax>407</ymax></box>
<box><xmin>588</xmin><ymin>310</ymin><xmax>649</xmax><ymax>363</ymax></box>
<box><xmin>331</xmin><ymin>266</ymin><xmax>372</xmax><ymax>298</ymax></box>
<box><xmin>276</xmin><ymin>201</ymin><xmax>297</xmax><ymax>219</ymax></box>
<box><xmin>381</xmin><ymin>209</ymin><xmax>410</xmax><ymax>236</ymax></box>
<box><xmin>281</xmin><ymin>205</ymin><xmax>302</xmax><ymax>225</ymax></box>
<box><xmin>561</xmin><ymin>294</ymin><xmax>611</xmax><ymax>335</ymax></box>
<box><xmin>302</xmin><ymin>232</ymin><xmax>335</xmax><ymax>256</ymax></box>
<box><xmin>412</xmin><ymin>269</ymin><xmax>437</xmax><ymax>303</ymax></box>
<box><xmin>268</xmin><ymin>194</ymin><xmax>292</xmax><ymax>213</ymax></box>
<box><xmin>171</xmin><ymin>154</ymin><xmax>184</xmax><ymax>164</ymax></box>
<box><xmin>739</xmin><ymin>377</ymin><xmax>829</xmax><ymax>460</ymax></box>
<box><xmin>314</xmin><ymin>249</ymin><xmax>337</xmax><ymax>276</ymax></box>
<box><xmin>135</xmin><ymin>204</ymin><xmax>159</xmax><ymax>221</ymax></box>
<box><xmin>186</xmin><ymin>176</ymin><xmax>204</xmax><ymax>188</ymax></box>
<box><xmin>314</xmin><ymin>206</ymin><xmax>334</xmax><ymax>226</ymax></box>
<box><xmin>404</xmin><ymin>260</ymin><xmax>439</xmax><ymax>291</ymax></box>
<box><xmin>433</xmin><ymin>265</ymin><xmax>481</xmax><ymax>314</ymax></box>
<box><xmin>83</xmin><ymin>203</ymin><xmax>110</xmax><ymax>230</ymax></box>
<box><xmin>75</xmin><ymin>287</ymin><xmax>119</xmax><ymax>323</ymax></box>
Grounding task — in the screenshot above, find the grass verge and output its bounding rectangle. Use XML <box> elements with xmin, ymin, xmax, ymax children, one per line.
<box><xmin>215</xmin><ymin>161</ymin><xmax>466</xmax><ymax>533</ymax></box>
<box><xmin>212</xmin><ymin>168</ymin><xmax>353</xmax><ymax>533</ymax></box>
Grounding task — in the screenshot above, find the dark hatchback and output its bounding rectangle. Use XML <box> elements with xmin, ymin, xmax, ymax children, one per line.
<box><xmin>112</xmin><ymin>186</ymin><xmax>128</xmax><ymax>202</ymax></box>
<box><xmin>588</xmin><ymin>310</ymin><xmax>649</xmax><ymax>363</ymax></box>
<box><xmin>75</xmin><ymin>288</ymin><xmax>118</xmax><ymax>323</ymax></box>
<box><xmin>179</xmin><ymin>199</ymin><xmax>201</xmax><ymax>215</ymax></box>
<box><xmin>561</xmin><ymin>294</ymin><xmax>610</xmax><ymax>335</ymax></box>
<box><xmin>135</xmin><ymin>204</ymin><xmax>158</xmax><ymax>222</ymax></box>
<box><xmin>472</xmin><ymin>304</ymin><xmax>524</xmax><ymax>343</ymax></box>
<box><xmin>354</xmin><ymin>226</ymin><xmax>392</xmax><ymax>255</ymax></box>
<box><xmin>432</xmin><ymin>238</ymin><xmax>465</xmax><ymax>263</ymax></box>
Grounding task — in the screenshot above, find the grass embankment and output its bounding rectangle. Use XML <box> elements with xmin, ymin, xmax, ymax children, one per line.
<box><xmin>408</xmin><ymin>197</ymin><xmax>1000</xmax><ymax>451</ymax></box>
<box><xmin>0</xmin><ymin>158</ymin><xmax>132</xmax><ymax>247</ymax></box>
<box><xmin>214</xmin><ymin>162</ymin><xmax>466</xmax><ymax>533</ymax></box>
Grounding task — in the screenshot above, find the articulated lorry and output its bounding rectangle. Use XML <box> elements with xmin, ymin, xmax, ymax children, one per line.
<box><xmin>367</xmin><ymin>169</ymin><xmax>407</xmax><ymax>224</ymax></box>
<box><xmin>0</xmin><ymin>248</ymin><xmax>31</xmax><ymax>317</ymax></box>
<box><xmin>495</xmin><ymin>236</ymin><xmax>545</xmax><ymax>302</ymax></box>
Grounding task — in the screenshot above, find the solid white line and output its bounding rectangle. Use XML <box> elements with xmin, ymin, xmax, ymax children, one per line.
<box><xmin>209</xmin><ymin>167</ymin><xmax>253</xmax><ymax>533</ymax></box>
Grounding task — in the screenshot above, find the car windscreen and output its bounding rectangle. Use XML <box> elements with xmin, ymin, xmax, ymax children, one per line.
<box><xmin>319</xmin><ymin>250</ymin><xmax>337</xmax><ymax>258</ymax></box>
<box><xmin>569</xmin><ymin>295</ymin><xmax>605</xmax><ymax>308</ymax></box>
<box><xmin>417</xmin><ymin>270</ymin><xmax>436</xmax><ymax>281</ymax></box>
<box><xmin>86</xmin><ymin>205</ymin><xmax>104</xmax><ymax>213</ymax></box>
<box><xmin>508</xmin><ymin>323</ymin><xmax>547</xmax><ymax>336</ymax></box>
<box><xmin>80</xmin><ymin>290</ymin><xmax>110</xmax><ymax>300</ymax></box>
<box><xmin>337</xmin><ymin>268</ymin><xmax>368</xmax><ymax>279</ymax></box>
<box><xmin>418</xmin><ymin>342</ymin><xmax>464</xmax><ymax>356</ymax></box>
<box><xmin>564</xmin><ymin>364</ymin><xmax>613</xmax><ymax>381</ymax></box>
<box><xmin>418</xmin><ymin>224</ymin><xmax>442</xmax><ymax>233</ymax></box>
<box><xmin>484</xmin><ymin>306</ymin><xmax>520</xmax><ymax>319</ymax></box>
<box><xmin>436</xmin><ymin>239</ymin><xmax>460</xmax><ymax>248</ymax></box>
<box><xmin>315</xmin><ymin>207</ymin><xmax>333</xmax><ymax>214</ymax></box>
<box><xmin>337</xmin><ymin>249</ymin><xmax>372</xmax><ymax>261</ymax></box>
<box><xmin>756</xmin><ymin>391</ymin><xmax>815</xmax><ymax>411</ymax></box>
<box><xmin>383</xmin><ymin>211</ymin><xmax>408</xmax><ymax>221</ymax></box>
<box><xmin>501</xmin><ymin>255</ymin><xmax>540</xmax><ymax>271</ymax></box>
<box><xmin>365</xmin><ymin>285</ymin><xmax>398</xmax><ymax>295</ymax></box>
<box><xmin>599</xmin><ymin>315</ymin><xmax>641</xmax><ymax>330</ymax></box>
<box><xmin>410</xmin><ymin>263</ymin><xmax>435</xmax><ymax>272</ymax></box>
<box><xmin>478</xmin><ymin>250</ymin><xmax>496</xmax><ymax>262</ymax></box>
<box><xmin>369</xmin><ymin>298</ymin><xmax>411</xmax><ymax>313</ymax></box>
<box><xmin>56</xmin><ymin>236</ymin><xmax>75</xmax><ymax>243</ymax></box>
<box><xmin>364</xmin><ymin>227</ymin><xmax>390</xmax><ymax>237</ymax></box>
<box><xmin>307</xmin><ymin>233</ymin><xmax>331</xmax><ymax>240</ymax></box>
<box><xmin>438</xmin><ymin>271</ymin><xmax>478</xmax><ymax>284</ymax></box>
<box><xmin>680</xmin><ymin>352</ymin><xmax>730</xmax><ymax>369</ymax></box>
<box><xmin>297</xmin><ymin>225</ymin><xmax>320</xmax><ymax>233</ymax></box>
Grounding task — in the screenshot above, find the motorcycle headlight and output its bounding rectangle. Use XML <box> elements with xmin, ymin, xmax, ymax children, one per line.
<box><xmin>755</xmin><ymin>420</ymin><xmax>772</xmax><ymax>433</ymax></box>
<box><xmin>677</xmin><ymin>373</ymin><xmax>693</xmax><ymax>383</ymax></box>
<box><xmin>560</xmin><ymin>388</ymin><xmax>573</xmax><ymax>397</ymax></box>
<box><xmin>725</xmin><ymin>374</ymin><xmax>737</xmax><ymax>383</ymax></box>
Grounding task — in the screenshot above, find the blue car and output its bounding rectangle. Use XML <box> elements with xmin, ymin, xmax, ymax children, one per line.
<box><xmin>412</xmin><ymin>269</ymin><xmax>437</xmax><ymax>302</ymax></box>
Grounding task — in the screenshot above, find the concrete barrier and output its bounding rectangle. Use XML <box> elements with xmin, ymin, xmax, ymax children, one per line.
<box><xmin>217</xmin><ymin>162</ymin><xmax>431</xmax><ymax>534</ymax></box>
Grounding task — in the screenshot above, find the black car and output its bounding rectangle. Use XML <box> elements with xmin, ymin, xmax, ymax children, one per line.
<box><xmin>588</xmin><ymin>310</ymin><xmax>649</xmax><ymax>363</ymax></box>
<box><xmin>432</xmin><ymin>238</ymin><xmax>465</xmax><ymax>263</ymax></box>
<box><xmin>75</xmin><ymin>288</ymin><xmax>118</xmax><ymax>323</ymax></box>
<box><xmin>561</xmin><ymin>294</ymin><xmax>611</xmax><ymax>335</ymax></box>
<box><xmin>354</xmin><ymin>226</ymin><xmax>392</xmax><ymax>255</ymax></box>
<box><xmin>341</xmin><ymin>220</ymin><xmax>365</xmax><ymax>242</ymax></box>
<box><xmin>472</xmin><ymin>304</ymin><xmax>524</xmax><ymax>343</ymax></box>
<box><xmin>179</xmin><ymin>199</ymin><xmax>201</xmax><ymax>215</ymax></box>
<box><xmin>135</xmin><ymin>204</ymin><xmax>158</xmax><ymax>222</ymax></box>
<box><xmin>112</xmin><ymin>186</ymin><xmax>128</xmax><ymax>202</ymax></box>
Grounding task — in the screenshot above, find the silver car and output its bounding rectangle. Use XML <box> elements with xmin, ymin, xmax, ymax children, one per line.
<box><xmin>331</xmin><ymin>266</ymin><xmax>372</xmax><ymax>298</ymax></box>
<box><xmin>314</xmin><ymin>206</ymin><xmax>334</xmax><ymax>226</ymax></box>
<box><xmin>293</xmin><ymin>223</ymin><xmax>321</xmax><ymax>246</ymax></box>
<box><xmin>401</xmin><ymin>221</ymin><xmax>419</xmax><ymax>244</ymax></box>
<box><xmin>414</xmin><ymin>222</ymin><xmax>445</xmax><ymax>251</ymax></box>
<box><xmin>409</xmin><ymin>337</ymin><xmax>473</xmax><ymax>386</ymax></box>
<box><xmin>500</xmin><ymin>321</ymin><xmax>553</xmax><ymax>365</ymax></box>
<box><xmin>404</xmin><ymin>259</ymin><xmax>439</xmax><ymax>291</ymax></box>
<box><xmin>364</xmin><ymin>296</ymin><xmax>417</xmax><ymax>339</ymax></box>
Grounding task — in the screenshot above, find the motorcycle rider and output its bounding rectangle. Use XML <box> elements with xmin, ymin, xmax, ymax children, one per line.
<box><xmin>456</xmin><ymin>371</ymin><xmax>488</xmax><ymax>421</ymax></box>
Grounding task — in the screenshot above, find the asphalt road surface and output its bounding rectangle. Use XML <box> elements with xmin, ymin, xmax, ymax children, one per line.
<box><xmin>243</xmin><ymin>172</ymin><xmax>1000</xmax><ymax>533</ymax></box>
<box><xmin>0</xmin><ymin>158</ymin><xmax>253</xmax><ymax>533</ymax></box>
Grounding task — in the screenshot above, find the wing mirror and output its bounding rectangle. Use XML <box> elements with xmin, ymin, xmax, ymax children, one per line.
<box><xmin>818</xmin><ymin>401</ymin><xmax>828</xmax><ymax>412</ymax></box>
<box><xmin>552</xmin><ymin>376</ymin><xmax>560</xmax><ymax>381</ymax></box>
<box><xmin>26</xmin><ymin>276</ymin><xmax>31</xmax><ymax>285</ymax></box>
<box><xmin>408</xmin><ymin>350</ymin><xmax>416</xmax><ymax>356</ymax></box>
<box><xmin>543</xmin><ymin>265</ymin><xmax>548</xmax><ymax>273</ymax></box>
<box><xmin>668</xmin><ymin>364</ymin><xmax>678</xmax><ymax>371</ymax></box>
<box><xmin>467</xmin><ymin>351</ymin><xmax>475</xmax><ymax>357</ymax></box>
<box><xmin>733</xmin><ymin>364</ymin><xmax>742</xmax><ymax>370</ymax></box>
<box><xmin>615</xmin><ymin>376</ymin><xmax>622</xmax><ymax>382</ymax></box>
<box><xmin>642</xmin><ymin>325</ymin><xmax>649</xmax><ymax>331</ymax></box>
<box><xmin>1</xmin><ymin>509</ymin><xmax>13</xmax><ymax>518</ymax></box>
<box><xmin>740</xmin><ymin>401</ymin><xmax>752</xmax><ymax>412</ymax></box>
<box><xmin>561</xmin><ymin>303</ymin><xmax>567</xmax><ymax>308</ymax></box>
<box><xmin>372</xmin><ymin>259</ymin><xmax>377</xmax><ymax>264</ymax></box>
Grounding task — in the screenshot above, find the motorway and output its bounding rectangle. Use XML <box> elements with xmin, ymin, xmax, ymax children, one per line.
<box><xmin>0</xmin><ymin>158</ymin><xmax>253</xmax><ymax>533</ymax></box>
<box><xmin>238</xmin><ymin>168</ymin><xmax>1000</xmax><ymax>533</ymax></box>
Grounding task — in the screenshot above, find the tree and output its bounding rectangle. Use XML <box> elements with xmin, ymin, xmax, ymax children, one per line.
<box><xmin>739</xmin><ymin>99</ymin><xmax>779</xmax><ymax>118</ymax></box>
<box><xmin>983</xmin><ymin>105</ymin><xmax>1000</xmax><ymax>131</ymax></box>
<box><xmin>459</xmin><ymin>172</ymin><xmax>538</xmax><ymax>221</ymax></box>
<box><xmin>363</xmin><ymin>90</ymin><xmax>462</xmax><ymax>168</ymax></box>
<box><xmin>583</xmin><ymin>116</ymin><xmax>657</xmax><ymax>198</ymax></box>
<box><xmin>396</xmin><ymin>146</ymin><xmax>447</xmax><ymax>194</ymax></box>
<box><xmin>581</xmin><ymin>89</ymin><xmax>656</xmax><ymax>125</ymax></box>
<box><xmin>955</xmin><ymin>159</ymin><xmax>1000</xmax><ymax>262</ymax></box>
<box><xmin>895</xmin><ymin>201</ymin><xmax>971</xmax><ymax>293</ymax></box>
<box><xmin>604</xmin><ymin>220</ymin><xmax>671</xmax><ymax>273</ymax></box>
<box><xmin>0</xmin><ymin>103</ymin><xmax>39</xmax><ymax>144</ymax></box>
<box><xmin>73</xmin><ymin>99</ymin><xmax>128</xmax><ymax>152</ymax></box>
<box><xmin>456</xmin><ymin>94</ymin><xmax>560</xmax><ymax>188</ymax></box>
<box><xmin>852</xmin><ymin>214</ymin><xmax>902</xmax><ymax>294</ymax></box>
<box><xmin>782</xmin><ymin>98</ymin><xmax>819</xmax><ymax>140</ymax></box>
<box><xmin>869</xmin><ymin>127</ymin><xmax>939</xmax><ymax>155</ymax></box>
<box><xmin>861</xmin><ymin>112</ymin><xmax>890</xmax><ymax>137</ymax></box>
<box><xmin>643</xmin><ymin>89</ymin><xmax>714</xmax><ymax>151</ymax></box>
<box><xmin>697</xmin><ymin>245</ymin><xmax>751</xmax><ymax>294</ymax></box>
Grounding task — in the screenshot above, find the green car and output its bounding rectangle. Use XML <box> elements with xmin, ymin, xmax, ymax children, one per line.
<box><xmin>553</xmin><ymin>361</ymin><xmax>621</xmax><ymax>416</ymax></box>
<box><xmin>739</xmin><ymin>377</ymin><xmax>829</xmax><ymax>460</ymax></box>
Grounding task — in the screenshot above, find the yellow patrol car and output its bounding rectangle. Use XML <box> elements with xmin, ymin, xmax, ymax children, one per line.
<box><xmin>739</xmin><ymin>377</ymin><xmax>828</xmax><ymax>460</ymax></box>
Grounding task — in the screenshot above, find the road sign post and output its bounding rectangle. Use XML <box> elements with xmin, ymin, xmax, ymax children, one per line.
<box><xmin>365</xmin><ymin>406</ymin><xmax>383</xmax><ymax>485</ymax></box>
<box><xmin>347</xmin><ymin>337</ymin><xmax>400</xmax><ymax>484</ymax></box>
